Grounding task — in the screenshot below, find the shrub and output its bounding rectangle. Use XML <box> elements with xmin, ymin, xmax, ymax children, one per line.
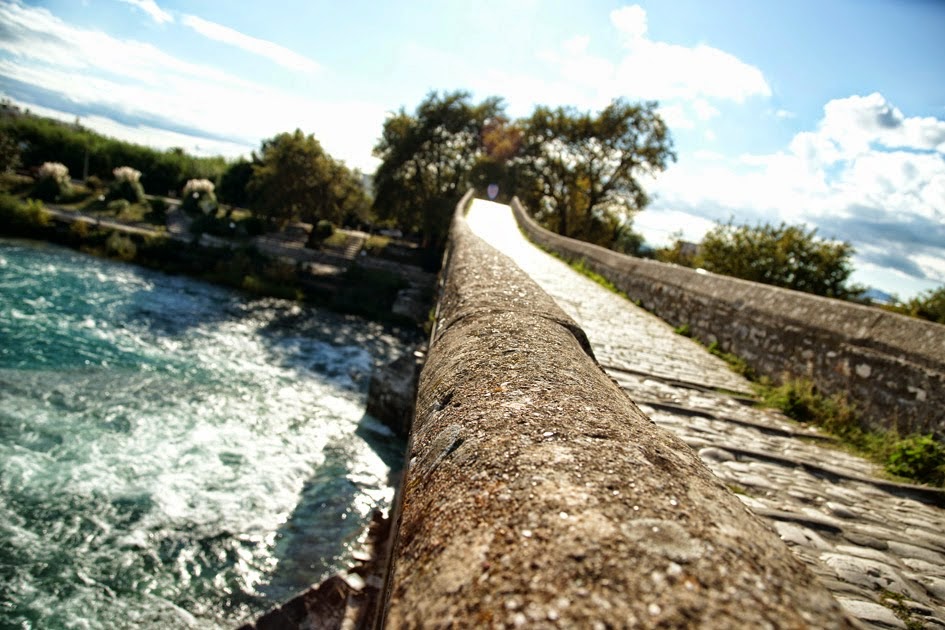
<box><xmin>0</xmin><ymin>195</ymin><xmax>51</xmax><ymax>234</ymax></box>
<box><xmin>0</xmin><ymin>172</ymin><xmax>34</xmax><ymax>194</ymax></box>
<box><xmin>148</xmin><ymin>197</ymin><xmax>168</xmax><ymax>223</ymax></box>
<box><xmin>107</xmin><ymin>199</ymin><xmax>131</xmax><ymax>214</ymax></box>
<box><xmin>107</xmin><ymin>166</ymin><xmax>146</xmax><ymax>204</ymax></box>
<box><xmin>33</xmin><ymin>161</ymin><xmax>71</xmax><ymax>201</ymax></box>
<box><xmin>69</xmin><ymin>219</ymin><xmax>91</xmax><ymax>239</ymax></box>
<box><xmin>85</xmin><ymin>175</ymin><xmax>104</xmax><ymax>191</ymax></box>
<box><xmin>885</xmin><ymin>435</ymin><xmax>945</xmax><ymax>486</ymax></box>
<box><xmin>181</xmin><ymin>178</ymin><xmax>217</xmax><ymax>215</ymax></box>
<box><xmin>314</xmin><ymin>219</ymin><xmax>335</xmax><ymax>239</ymax></box>
<box><xmin>105</xmin><ymin>231</ymin><xmax>137</xmax><ymax>261</ymax></box>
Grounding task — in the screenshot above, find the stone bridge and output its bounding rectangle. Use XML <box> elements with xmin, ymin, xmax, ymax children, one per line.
<box><xmin>382</xmin><ymin>193</ymin><xmax>945</xmax><ymax>628</ymax></box>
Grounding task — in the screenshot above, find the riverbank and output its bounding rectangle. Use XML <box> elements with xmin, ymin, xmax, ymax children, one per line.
<box><xmin>0</xmin><ymin>192</ymin><xmax>436</xmax><ymax>328</ymax></box>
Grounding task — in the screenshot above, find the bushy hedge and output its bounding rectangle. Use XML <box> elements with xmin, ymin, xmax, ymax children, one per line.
<box><xmin>107</xmin><ymin>166</ymin><xmax>146</xmax><ymax>204</ymax></box>
<box><xmin>1</xmin><ymin>109</ymin><xmax>226</xmax><ymax>195</ymax></box>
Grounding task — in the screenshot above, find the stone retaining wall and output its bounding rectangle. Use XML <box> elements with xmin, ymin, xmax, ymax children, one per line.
<box><xmin>511</xmin><ymin>198</ymin><xmax>945</xmax><ymax>438</ymax></box>
<box><xmin>380</xmin><ymin>192</ymin><xmax>854</xmax><ymax>627</ymax></box>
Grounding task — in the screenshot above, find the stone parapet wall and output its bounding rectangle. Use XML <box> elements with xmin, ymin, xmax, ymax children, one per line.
<box><xmin>380</xmin><ymin>192</ymin><xmax>854</xmax><ymax>627</ymax></box>
<box><xmin>511</xmin><ymin>198</ymin><xmax>945</xmax><ymax>438</ymax></box>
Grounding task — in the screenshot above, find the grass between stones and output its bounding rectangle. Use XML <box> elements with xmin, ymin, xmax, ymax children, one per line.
<box><xmin>880</xmin><ymin>590</ymin><xmax>926</xmax><ymax>630</ymax></box>
<box><xmin>701</xmin><ymin>337</ymin><xmax>945</xmax><ymax>488</ymax></box>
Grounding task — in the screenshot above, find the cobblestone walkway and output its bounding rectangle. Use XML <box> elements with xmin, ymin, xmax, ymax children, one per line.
<box><xmin>466</xmin><ymin>200</ymin><xmax>945</xmax><ymax>629</ymax></box>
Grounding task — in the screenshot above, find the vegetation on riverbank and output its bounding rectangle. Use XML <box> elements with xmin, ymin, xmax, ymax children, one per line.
<box><xmin>0</xmin><ymin>191</ymin><xmax>422</xmax><ymax>325</ymax></box>
<box><xmin>701</xmin><ymin>339</ymin><xmax>945</xmax><ymax>487</ymax></box>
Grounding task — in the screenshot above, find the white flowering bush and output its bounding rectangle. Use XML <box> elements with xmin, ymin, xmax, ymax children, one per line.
<box><xmin>181</xmin><ymin>178</ymin><xmax>217</xmax><ymax>215</ymax></box>
<box><xmin>107</xmin><ymin>165</ymin><xmax>145</xmax><ymax>204</ymax></box>
<box><xmin>183</xmin><ymin>178</ymin><xmax>215</xmax><ymax>196</ymax></box>
<box><xmin>38</xmin><ymin>162</ymin><xmax>70</xmax><ymax>183</ymax></box>
<box><xmin>34</xmin><ymin>162</ymin><xmax>71</xmax><ymax>201</ymax></box>
<box><xmin>112</xmin><ymin>166</ymin><xmax>141</xmax><ymax>183</ymax></box>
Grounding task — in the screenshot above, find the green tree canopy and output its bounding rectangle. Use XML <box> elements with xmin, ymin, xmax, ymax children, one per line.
<box><xmin>218</xmin><ymin>158</ymin><xmax>254</xmax><ymax>208</ymax></box>
<box><xmin>249</xmin><ymin>130</ymin><xmax>333</xmax><ymax>225</ymax></box>
<box><xmin>248</xmin><ymin>129</ymin><xmax>366</xmax><ymax>229</ymax></box>
<box><xmin>514</xmin><ymin>99</ymin><xmax>675</xmax><ymax>248</ymax></box>
<box><xmin>372</xmin><ymin>91</ymin><xmax>503</xmax><ymax>248</ymax></box>
<box><xmin>902</xmin><ymin>286</ymin><xmax>945</xmax><ymax>324</ymax></box>
<box><xmin>697</xmin><ymin>221</ymin><xmax>859</xmax><ymax>299</ymax></box>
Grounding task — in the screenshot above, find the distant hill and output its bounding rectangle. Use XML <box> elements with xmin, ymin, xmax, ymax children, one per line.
<box><xmin>861</xmin><ymin>287</ymin><xmax>897</xmax><ymax>305</ymax></box>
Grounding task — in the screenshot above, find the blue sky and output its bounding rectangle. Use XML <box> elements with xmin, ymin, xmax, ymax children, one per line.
<box><xmin>1</xmin><ymin>0</ymin><xmax>944</xmax><ymax>299</ymax></box>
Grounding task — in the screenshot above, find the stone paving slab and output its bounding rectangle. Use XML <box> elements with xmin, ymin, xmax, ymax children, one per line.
<box><xmin>467</xmin><ymin>199</ymin><xmax>945</xmax><ymax>630</ymax></box>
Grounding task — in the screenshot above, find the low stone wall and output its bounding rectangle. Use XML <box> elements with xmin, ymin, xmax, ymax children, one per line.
<box><xmin>380</xmin><ymin>192</ymin><xmax>854</xmax><ymax>627</ymax></box>
<box><xmin>511</xmin><ymin>198</ymin><xmax>945</xmax><ymax>438</ymax></box>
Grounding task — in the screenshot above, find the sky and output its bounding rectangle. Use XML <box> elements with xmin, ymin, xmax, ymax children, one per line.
<box><xmin>1</xmin><ymin>0</ymin><xmax>944</xmax><ymax>299</ymax></box>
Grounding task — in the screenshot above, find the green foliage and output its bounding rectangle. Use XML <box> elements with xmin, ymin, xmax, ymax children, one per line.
<box><xmin>1</xmin><ymin>106</ymin><xmax>225</xmax><ymax>194</ymax></box>
<box><xmin>313</xmin><ymin>219</ymin><xmax>335</xmax><ymax>240</ymax></box>
<box><xmin>760</xmin><ymin>378</ymin><xmax>855</xmax><ymax>427</ymax></box>
<box><xmin>107</xmin><ymin>178</ymin><xmax>146</xmax><ymax>204</ymax></box>
<box><xmin>372</xmin><ymin>91</ymin><xmax>502</xmax><ymax>249</ymax></box>
<box><xmin>0</xmin><ymin>194</ymin><xmax>50</xmax><ymax>233</ymax></box>
<box><xmin>180</xmin><ymin>178</ymin><xmax>217</xmax><ymax>216</ymax></box>
<box><xmin>32</xmin><ymin>175</ymin><xmax>67</xmax><ymax>202</ymax></box>
<box><xmin>0</xmin><ymin>129</ymin><xmax>21</xmax><ymax>173</ymax></box>
<box><xmin>885</xmin><ymin>435</ymin><xmax>945</xmax><ymax>486</ymax></box>
<box><xmin>698</xmin><ymin>221</ymin><xmax>858</xmax><ymax>299</ymax></box>
<box><xmin>218</xmin><ymin>159</ymin><xmax>253</xmax><ymax>207</ymax></box>
<box><xmin>899</xmin><ymin>286</ymin><xmax>945</xmax><ymax>324</ymax></box>
<box><xmin>364</xmin><ymin>234</ymin><xmax>391</xmax><ymax>255</ymax></box>
<box><xmin>654</xmin><ymin>232</ymin><xmax>699</xmax><ymax>266</ymax></box>
<box><xmin>753</xmin><ymin>376</ymin><xmax>943</xmax><ymax>487</ymax></box>
<box><xmin>706</xmin><ymin>341</ymin><xmax>755</xmax><ymax>379</ymax></box>
<box><xmin>148</xmin><ymin>197</ymin><xmax>168</xmax><ymax>222</ymax></box>
<box><xmin>879</xmin><ymin>590</ymin><xmax>926</xmax><ymax>630</ymax></box>
<box><xmin>514</xmin><ymin>99</ymin><xmax>675</xmax><ymax>250</ymax></box>
<box><xmin>105</xmin><ymin>231</ymin><xmax>137</xmax><ymax>261</ymax></box>
<box><xmin>0</xmin><ymin>172</ymin><xmax>33</xmax><ymax>194</ymax></box>
<box><xmin>107</xmin><ymin>199</ymin><xmax>130</xmax><ymax>214</ymax></box>
<box><xmin>249</xmin><ymin>130</ymin><xmax>368</xmax><ymax>229</ymax></box>
<box><xmin>673</xmin><ymin>323</ymin><xmax>691</xmax><ymax>337</ymax></box>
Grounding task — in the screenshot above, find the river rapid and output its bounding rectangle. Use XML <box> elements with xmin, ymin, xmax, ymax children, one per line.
<box><xmin>0</xmin><ymin>238</ymin><xmax>410</xmax><ymax>628</ymax></box>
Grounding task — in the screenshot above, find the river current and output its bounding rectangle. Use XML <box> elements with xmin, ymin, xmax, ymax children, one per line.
<box><xmin>0</xmin><ymin>238</ymin><xmax>409</xmax><ymax>628</ymax></box>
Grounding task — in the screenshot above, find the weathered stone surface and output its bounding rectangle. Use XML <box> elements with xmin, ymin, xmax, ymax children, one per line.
<box><xmin>510</xmin><ymin>197</ymin><xmax>945</xmax><ymax>438</ymax></box>
<box><xmin>836</xmin><ymin>598</ymin><xmax>906</xmax><ymax>629</ymax></box>
<box><xmin>383</xmin><ymin>194</ymin><xmax>855</xmax><ymax>628</ymax></box>
<box><xmin>469</xmin><ymin>198</ymin><xmax>945</xmax><ymax>629</ymax></box>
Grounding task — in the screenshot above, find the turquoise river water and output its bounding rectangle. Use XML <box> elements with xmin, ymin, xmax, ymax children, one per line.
<box><xmin>0</xmin><ymin>238</ymin><xmax>409</xmax><ymax>629</ymax></box>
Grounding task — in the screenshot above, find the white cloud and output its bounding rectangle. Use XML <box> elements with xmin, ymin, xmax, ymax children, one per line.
<box><xmin>819</xmin><ymin>92</ymin><xmax>945</xmax><ymax>157</ymax></box>
<box><xmin>609</xmin><ymin>5</ymin><xmax>770</xmax><ymax>103</ymax></box>
<box><xmin>610</xmin><ymin>5</ymin><xmax>648</xmax><ymax>42</ymax></box>
<box><xmin>0</xmin><ymin>2</ymin><xmax>378</xmax><ymax>171</ymax></box>
<box><xmin>180</xmin><ymin>15</ymin><xmax>320</xmax><ymax>74</ymax></box>
<box><xmin>692</xmin><ymin>98</ymin><xmax>720</xmax><ymax>121</ymax></box>
<box><xmin>648</xmin><ymin>93</ymin><xmax>945</xmax><ymax>297</ymax></box>
<box><xmin>534</xmin><ymin>5</ymin><xmax>769</xmax><ymax>107</ymax></box>
<box><xmin>775</xmin><ymin>109</ymin><xmax>795</xmax><ymax>119</ymax></box>
<box><xmin>118</xmin><ymin>0</ymin><xmax>172</xmax><ymax>25</ymax></box>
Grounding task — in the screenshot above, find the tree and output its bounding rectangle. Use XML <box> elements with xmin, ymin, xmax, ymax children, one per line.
<box><xmin>902</xmin><ymin>286</ymin><xmax>945</xmax><ymax>324</ymax></box>
<box><xmin>372</xmin><ymin>91</ymin><xmax>503</xmax><ymax>248</ymax></box>
<box><xmin>0</xmin><ymin>130</ymin><xmax>20</xmax><ymax>173</ymax></box>
<box><xmin>248</xmin><ymin>130</ymin><xmax>335</xmax><ymax>226</ymax></box>
<box><xmin>514</xmin><ymin>99</ymin><xmax>675</xmax><ymax>249</ymax></box>
<box><xmin>698</xmin><ymin>221</ymin><xmax>859</xmax><ymax>299</ymax></box>
<box><xmin>218</xmin><ymin>158</ymin><xmax>254</xmax><ymax>208</ymax></box>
